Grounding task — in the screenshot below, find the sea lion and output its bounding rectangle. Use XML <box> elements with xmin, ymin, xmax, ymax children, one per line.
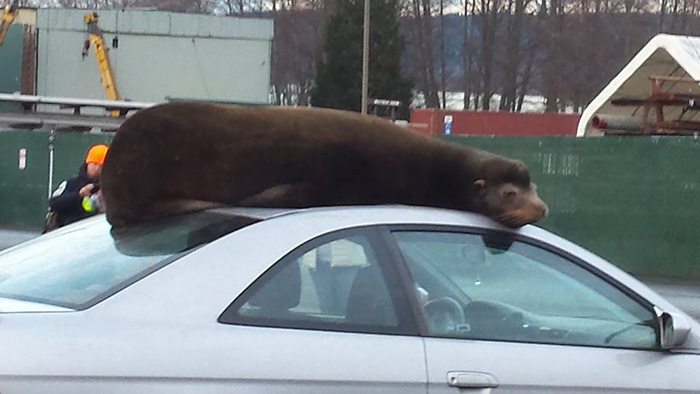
<box><xmin>101</xmin><ymin>102</ymin><xmax>548</xmax><ymax>228</ymax></box>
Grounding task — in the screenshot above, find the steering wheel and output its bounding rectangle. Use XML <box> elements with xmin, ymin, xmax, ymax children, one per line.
<box><xmin>604</xmin><ymin>323</ymin><xmax>649</xmax><ymax>344</ymax></box>
<box><xmin>423</xmin><ymin>296</ymin><xmax>467</xmax><ymax>334</ymax></box>
<box><xmin>462</xmin><ymin>300</ymin><xmax>528</xmax><ymax>339</ymax></box>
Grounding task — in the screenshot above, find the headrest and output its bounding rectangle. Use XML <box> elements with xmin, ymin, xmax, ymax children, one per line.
<box><xmin>346</xmin><ymin>265</ymin><xmax>396</xmax><ymax>326</ymax></box>
<box><xmin>247</xmin><ymin>261</ymin><xmax>301</xmax><ymax>311</ymax></box>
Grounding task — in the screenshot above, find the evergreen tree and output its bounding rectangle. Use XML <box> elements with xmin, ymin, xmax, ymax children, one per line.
<box><xmin>311</xmin><ymin>0</ymin><xmax>412</xmax><ymax>119</ymax></box>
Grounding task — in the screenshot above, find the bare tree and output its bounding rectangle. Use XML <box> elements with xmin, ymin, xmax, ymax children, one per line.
<box><xmin>462</xmin><ymin>0</ymin><xmax>477</xmax><ymax>109</ymax></box>
<box><xmin>407</xmin><ymin>0</ymin><xmax>439</xmax><ymax>107</ymax></box>
<box><xmin>498</xmin><ymin>0</ymin><xmax>528</xmax><ymax>110</ymax></box>
<box><xmin>270</xmin><ymin>9</ymin><xmax>326</xmax><ymax>105</ymax></box>
<box><xmin>477</xmin><ymin>0</ymin><xmax>503</xmax><ymax>110</ymax></box>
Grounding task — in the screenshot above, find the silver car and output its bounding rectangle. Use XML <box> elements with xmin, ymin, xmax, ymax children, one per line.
<box><xmin>0</xmin><ymin>205</ymin><xmax>698</xmax><ymax>393</ymax></box>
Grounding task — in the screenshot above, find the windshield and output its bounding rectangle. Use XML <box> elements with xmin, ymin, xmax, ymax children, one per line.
<box><xmin>0</xmin><ymin>212</ymin><xmax>259</xmax><ymax>311</ymax></box>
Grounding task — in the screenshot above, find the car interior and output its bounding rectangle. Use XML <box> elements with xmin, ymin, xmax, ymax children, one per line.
<box><xmin>234</xmin><ymin>236</ymin><xmax>399</xmax><ymax>330</ymax></box>
<box><xmin>397</xmin><ymin>234</ymin><xmax>659</xmax><ymax>350</ymax></box>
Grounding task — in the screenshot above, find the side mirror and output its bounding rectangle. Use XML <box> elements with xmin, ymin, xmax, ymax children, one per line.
<box><xmin>655</xmin><ymin>306</ymin><xmax>692</xmax><ymax>350</ymax></box>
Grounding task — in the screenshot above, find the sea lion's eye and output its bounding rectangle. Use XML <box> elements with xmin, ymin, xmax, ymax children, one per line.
<box><xmin>503</xmin><ymin>190</ymin><xmax>517</xmax><ymax>198</ymax></box>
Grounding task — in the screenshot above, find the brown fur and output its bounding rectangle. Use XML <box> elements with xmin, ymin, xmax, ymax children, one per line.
<box><xmin>102</xmin><ymin>102</ymin><xmax>548</xmax><ymax>228</ymax></box>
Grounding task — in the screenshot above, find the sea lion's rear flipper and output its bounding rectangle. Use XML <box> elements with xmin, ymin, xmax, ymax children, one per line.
<box><xmin>238</xmin><ymin>183</ymin><xmax>324</xmax><ymax>208</ymax></box>
<box><xmin>107</xmin><ymin>199</ymin><xmax>225</xmax><ymax>228</ymax></box>
<box><xmin>150</xmin><ymin>199</ymin><xmax>226</xmax><ymax>219</ymax></box>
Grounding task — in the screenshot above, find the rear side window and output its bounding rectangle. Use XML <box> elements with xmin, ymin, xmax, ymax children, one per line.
<box><xmin>220</xmin><ymin>230</ymin><xmax>416</xmax><ymax>335</ymax></box>
<box><xmin>0</xmin><ymin>212</ymin><xmax>259</xmax><ymax>310</ymax></box>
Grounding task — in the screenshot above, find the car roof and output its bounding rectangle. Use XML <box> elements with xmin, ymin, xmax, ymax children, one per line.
<box><xmin>205</xmin><ymin>204</ymin><xmax>511</xmax><ymax>231</ymax></box>
<box><xmin>195</xmin><ymin>205</ymin><xmax>576</xmax><ymax>251</ymax></box>
<box><xmin>205</xmin><ymin>204</ymin><xmax>551</xmax><ymax>246</ymax></box>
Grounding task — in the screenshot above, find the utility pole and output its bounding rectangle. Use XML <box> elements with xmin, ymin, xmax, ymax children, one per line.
<box><xmin>440</xmin><ymin>0</ymin><xmax>446</xmax><ymax>108</ymax></box>
<box><xmin>361</xmin><ymin>0</ymin><xmax>370</xmax><ymax>115</ymax></box>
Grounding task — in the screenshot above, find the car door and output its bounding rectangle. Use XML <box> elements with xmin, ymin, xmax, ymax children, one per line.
<box><xmin>386</xmin><ymin>227</ymin><xmax>700</xmax><ymax>394</ymax></box>
<box><xmin>217</xmin><ymin>227</ymin><xmax>427</xmax><ymax>394</ymax></box>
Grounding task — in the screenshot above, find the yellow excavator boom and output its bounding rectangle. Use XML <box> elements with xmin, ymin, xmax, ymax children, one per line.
<box><xmin>0</xmin><ymin>1</ymin><xmax>20</xmax><ymax>46</ymax></box>
<box><xmin>83</xmin><ymin>12</ymin><xmax>121</xmax><ymax>116</ymax></box>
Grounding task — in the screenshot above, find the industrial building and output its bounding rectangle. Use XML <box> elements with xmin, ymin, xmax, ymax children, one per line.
<box><xmin>1</xmin><ymin>7</ymin><xmax>274</xmax><ymax>109</ymax></box>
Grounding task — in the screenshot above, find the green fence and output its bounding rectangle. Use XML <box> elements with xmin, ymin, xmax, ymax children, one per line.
<box><xmin>443</xmin><ymin>135</ymin><xmax>700</xmax><ymax>281</ymax></box>
<box><xmin>1</xmin><ymin>130</ymin><xmax>698</xmax><ymax>280</ymax></box>
<box><xmin>0</xmin><ymin>130</ymin><xmax>112</xmax><ymax>229</ymax></box>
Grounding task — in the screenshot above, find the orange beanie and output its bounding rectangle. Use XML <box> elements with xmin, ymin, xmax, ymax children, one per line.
<box><xmin>85</xmin><ymin>144</ymin><xmax>109</xmax><ymax>165</ymax></box>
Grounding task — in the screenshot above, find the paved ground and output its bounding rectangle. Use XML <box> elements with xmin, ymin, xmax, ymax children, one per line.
<box><xmin>0</xmin><ymin>229</ymin><xmax>40</xmax><ymax>250</ymax></box>
<box><xmin>1</xmin><ymin>228</ymin><xmax>698</xmax><ymax>322</ymax></box>
<box><xmin>640</xmin><ymin>278</ymin><xmax>700</xmax><ymax>322</ymax></box>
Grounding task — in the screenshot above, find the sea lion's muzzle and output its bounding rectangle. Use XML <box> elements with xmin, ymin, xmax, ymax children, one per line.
<box><xmin>478</xmin><ymin>182</ymin><xmax>548</xmax><ymax>228</ymax></box>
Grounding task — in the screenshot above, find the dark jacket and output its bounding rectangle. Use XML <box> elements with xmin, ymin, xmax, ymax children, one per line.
<box><xmin>49</xmin><ymin>164</ymin><xmax>100</xmax><ymax>228</ymax></box>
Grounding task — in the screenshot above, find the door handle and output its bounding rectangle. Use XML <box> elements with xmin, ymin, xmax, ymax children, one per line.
<box><xmin>447</xmin><ymin>371</ymin><xmax>499</xmax><ymax>389</ymax></box>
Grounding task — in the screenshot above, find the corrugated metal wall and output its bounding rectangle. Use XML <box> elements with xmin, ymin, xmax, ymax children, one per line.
<box><xmin>0</xmin><ymin>24</ymin><xmax>23</xmax><ymax>111</ymax></box>
<box><xmin>0</xmin><ymin>131</ymin><xmax>698</xmax><ymax>280</ymax></box>
<box><xmin>35</xmin><ymin>9</ymin><xmax>273</xmax><ymax>106</ymax></box>
<box><xmin>411</xmin><ymin>109</ymin><xmax>580</xmax><ymax>136</ymax></box>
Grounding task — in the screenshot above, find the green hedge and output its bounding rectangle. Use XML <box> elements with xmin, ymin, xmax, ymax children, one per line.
<box><xmin>0</xmin><ymin>130</ymin><xmax>112</xmax><ymax>230</ymax></box>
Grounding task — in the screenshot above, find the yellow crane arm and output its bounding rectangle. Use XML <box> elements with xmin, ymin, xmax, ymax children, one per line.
<box><xmin>0</xmin><ymin>1</ymin><xmax>19</xmax><ymax>47</ymax></box>
<box><xmin>83</xmin><ymin>12</ymin><xmax>121</xmax><ymax>114</ymax></box>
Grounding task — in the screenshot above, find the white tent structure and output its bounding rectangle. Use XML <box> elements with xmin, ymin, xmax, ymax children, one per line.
<box><xmin>577</xmin><ymin>34</ymin><xmax>700</xmax><ymax>137</ymax></box>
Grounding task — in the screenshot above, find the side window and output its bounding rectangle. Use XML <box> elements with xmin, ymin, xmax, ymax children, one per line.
<box><xmin>220</xmin><ymin>233</ymin><xmax>407</xmax><ymax>334</ymax></box>
<box><xmin>393</xmin><ymin>231</ymin><xmax>658</xmax><ymax>350</ymax></box>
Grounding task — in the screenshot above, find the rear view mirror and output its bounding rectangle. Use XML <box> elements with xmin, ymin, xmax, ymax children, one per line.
<box><xmin>482</xmin><ymin>233</ymin><xmax>514</xmax><ymax>252</ymax></box>
<box><xmin>655</xmin><ymin>306</ymin><xmax>691</xmax><ymax>350</ymax></box>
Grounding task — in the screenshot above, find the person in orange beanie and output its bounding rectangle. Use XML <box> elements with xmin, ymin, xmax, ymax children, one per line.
<box><xmin>45</xmin><ymin>143</ymin><xmax>109</xmax><ymax>232</ymax></box>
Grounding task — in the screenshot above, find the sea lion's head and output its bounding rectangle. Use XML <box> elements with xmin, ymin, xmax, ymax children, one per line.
<box><xmin>471</xmin><ymin>159</ymin><xmax>548</xmax><ymax>228</ymax></box>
